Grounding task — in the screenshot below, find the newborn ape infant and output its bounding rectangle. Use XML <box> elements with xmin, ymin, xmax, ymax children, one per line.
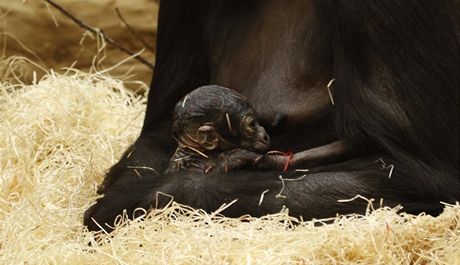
<box><xmin>166</xmin><ymin>85</ymin><xmax>270</xmax><ymax>174</ymax></box>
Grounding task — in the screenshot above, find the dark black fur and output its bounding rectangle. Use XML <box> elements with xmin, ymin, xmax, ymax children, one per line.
<box><xmin>84</xmin><ymin>0</ymin><xmax>459</xmax><ymax>232</ymax></box>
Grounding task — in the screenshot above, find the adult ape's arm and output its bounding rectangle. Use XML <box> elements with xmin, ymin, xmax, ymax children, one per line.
<box><xmin>142</xmin><ymin>0</ymin><xmax>210</xmax><ymax>133</ymax></box>
<box><xmin>97</xmin><ymin>1</ymin><xmax>212</xmax><ymax>193</ymax></box>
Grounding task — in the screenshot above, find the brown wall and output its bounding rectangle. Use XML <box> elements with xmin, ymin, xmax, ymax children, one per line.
<box><xmin>0</xmin><ymin>0</ymin><xmax>158</xmax><ymax>88</ymax></box>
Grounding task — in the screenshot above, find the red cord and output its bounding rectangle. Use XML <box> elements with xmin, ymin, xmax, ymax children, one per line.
<box><xmin>267</xmin><ymin>150</ymin><xmax>294</xmax><ymax>171</ymax></box>
<box><xmin>283</xmin><ymin>151</ymin><xmax>294</xmax><ymax>172</ymax></box>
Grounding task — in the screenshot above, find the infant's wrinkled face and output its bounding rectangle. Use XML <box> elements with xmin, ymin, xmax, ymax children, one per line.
<box><xmin>172</xmin><ymin>85</ymin><xmax>270</xmax><ymax>154</ymax></box>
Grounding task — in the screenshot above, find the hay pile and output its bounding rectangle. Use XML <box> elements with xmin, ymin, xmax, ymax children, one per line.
<box><xmin>0</xmin><ymin>66</ymin><xmax>459</xmax><ymax>264</ymax></box>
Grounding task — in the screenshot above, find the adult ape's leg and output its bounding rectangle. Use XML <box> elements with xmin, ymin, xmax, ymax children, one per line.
<box><xmin>84</xmin><ymin>156</ymin><xmax>456</xmax><ymax>232</ymax></box>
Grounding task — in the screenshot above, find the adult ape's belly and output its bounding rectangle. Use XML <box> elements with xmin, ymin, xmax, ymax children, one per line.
<box><xmin>242</xmin><ymin>82</ymin><xmax>333</xmax><ymax>128</ymax></box>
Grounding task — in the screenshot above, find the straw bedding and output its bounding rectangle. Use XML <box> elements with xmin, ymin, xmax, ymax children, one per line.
<box><xmin>0</xmin><ymin>65</ymin><xmax>459</xmax><ymax>264</ymax></box>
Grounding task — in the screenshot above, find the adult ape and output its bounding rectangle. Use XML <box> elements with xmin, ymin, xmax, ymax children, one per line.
<box><xmin>84</xmin><ymin>0</ymin><xmax>459</xmax><ymax>232</ymax></box>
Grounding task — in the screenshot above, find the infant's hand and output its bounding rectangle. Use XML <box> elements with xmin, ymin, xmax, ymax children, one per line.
<box><xmin>218</xmin><ymin>148</ymin><xmax>264</xmax><ymax>172</ymax></box>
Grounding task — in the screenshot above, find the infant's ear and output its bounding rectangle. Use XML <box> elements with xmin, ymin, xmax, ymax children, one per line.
<box><xmin>197</xmin><ymin>125</ymin><xmax>219</xmax><ymax>151</ymax></box>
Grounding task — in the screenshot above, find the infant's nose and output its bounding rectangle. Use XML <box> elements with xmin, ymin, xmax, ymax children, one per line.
<box><xmin>261</xmin><ymin>131</ymin><xmax>270</xmax><ymax>145</ymax></box>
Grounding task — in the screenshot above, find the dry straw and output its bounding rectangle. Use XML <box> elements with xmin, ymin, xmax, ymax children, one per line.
<box><xmin>0</xmin><ymin>59</ymin><xmax>459</xmax><ymax>264</ymax></box>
